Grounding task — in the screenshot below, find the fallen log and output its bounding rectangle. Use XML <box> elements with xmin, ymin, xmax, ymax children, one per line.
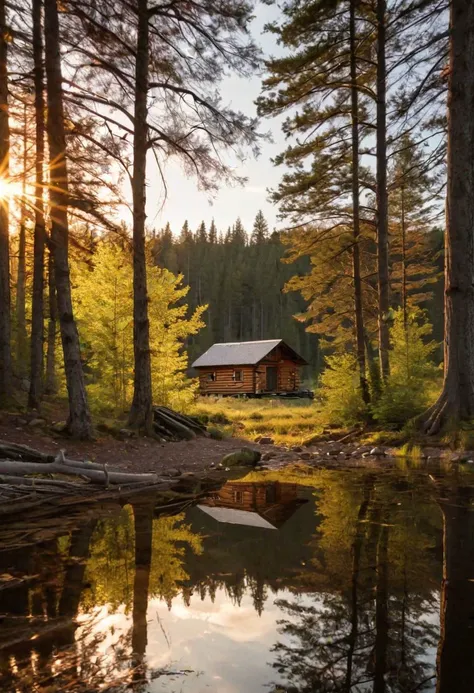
<box><xmin>0</xmin><ymin>460</ymin><xmax>159</xmax><ymax>485</ymax></box>
<box><xmin>155</xmin><ymin>406</ymin><xmax>207</xmax><ymax>436</ymax></box>
<box><xmin>0</xmin><ymin>442</ymin><xmax>54</xmax><ymax>463</ymax></box>
<box><xmin>154</xmin><ymin>409</ymin><xmax>196</xmax><ymax>440</ymax></box>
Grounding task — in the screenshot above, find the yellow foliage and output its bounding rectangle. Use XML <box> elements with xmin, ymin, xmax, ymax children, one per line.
<box><xmin>73</xmin><ymin>242</ymin><xmax>206</xmax><ymax>413</ymax></box>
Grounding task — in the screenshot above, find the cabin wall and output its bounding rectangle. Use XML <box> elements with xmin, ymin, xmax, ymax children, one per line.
<box><xmin>197</xmin><ymin>365</ymin><xmax>256</xmax><ymax>395</ymax></box>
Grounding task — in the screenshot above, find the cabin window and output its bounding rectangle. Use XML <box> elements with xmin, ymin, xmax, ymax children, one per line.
<box><xmin>232</xmin><ymin>369</ymin><xmax>243</xmax><ymax>382</ymax></box>
<box><xmin>233</xmin><ymin>490</ymin><xmax>244</xmax><ymax>504</ymax></box>
<box><xmin>206</xmin><ymin>372</ymin><xmax>216</xmax><ymax>382</ymax></box>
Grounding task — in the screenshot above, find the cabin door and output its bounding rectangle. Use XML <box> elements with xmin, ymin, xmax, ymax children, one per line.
<box><xmin>266</xmin><ymin>366</ymin><xmax>278</xmax><ymax>392</ymax></box>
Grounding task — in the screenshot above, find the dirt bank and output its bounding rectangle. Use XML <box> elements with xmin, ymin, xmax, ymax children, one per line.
<box><xmin>0</xmin><ymin>412</ymin><xmax>255</xmax><ymax>475</ymax></box>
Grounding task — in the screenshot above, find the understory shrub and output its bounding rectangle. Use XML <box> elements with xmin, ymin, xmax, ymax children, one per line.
<box><xmin>318</xmin><ymin>353</ymin><xmax>368</xmax><ymax>426</ymax></box>
<box><xmin>372</xmin><ymin>308</ymin><xmax>440</xmax><ymax>425</ymax></box>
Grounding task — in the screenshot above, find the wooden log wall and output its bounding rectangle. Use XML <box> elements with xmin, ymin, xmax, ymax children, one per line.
<box><xmin>197</xmin><ymin>365</ymin><xmax>256</xmax><ymax>395</ymax></box>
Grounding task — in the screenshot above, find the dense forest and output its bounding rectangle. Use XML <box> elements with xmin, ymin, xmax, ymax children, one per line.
<box><xmin>150</xmin><ymin>213</ymin><xmax>320</xmax><ymax>373</ymax></box>
<box><xmin>0</xmin><ymin>0</ymin><xmax>473</xmax><ymax>439</ymax></box>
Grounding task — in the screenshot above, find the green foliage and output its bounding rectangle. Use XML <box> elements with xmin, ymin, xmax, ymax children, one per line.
<box><xmin>373</xmin><ymin>308</ymin><xmax>440</xmax><ymax>425</ymax></box>
<box><xmin>318</xmin><ymin>353</ymin><xmax>368</xmax><ymax>426</ymax></box>
<box><xmin>73</xmin><ymin>242</ymin><xmax>205</xmax><ymax>413</ymax></box>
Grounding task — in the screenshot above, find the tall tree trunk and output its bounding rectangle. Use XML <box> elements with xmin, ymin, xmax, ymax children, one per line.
<box><xmin>128</xmin><ymin>0</ymin><xmax>153</xmax><ymax>432</ymax></box>
<box><xmin>29</xmin><ymin>0</ymin><xmax>46</xmax><ymax>410</ymax></box>
<box><xmin>400</xmin><ymin>184</ymin><xmax>410</xmax><ymax>379</ymax></box>
<box><xmin>0</xmin><ymin>0</ymin><xmax>11</xmax><ymax>404</ymax></box>
<box><xmin>44</xmin><ymin>0</ymin><xmax>92</xmax><ymax>438</ymax></box>
<box><xmin>421</xmin><ymin>0</ymin><xmax>474</xmax><ymax>433</ymax></box>
<box><xmin>376</xmin><ymin>0</ymin><xmax>390</xmax><ymax>381</ymax></box>
<box><xmin>45</xmin><ymin>250</ymin><xmax>57</xmax><ymax>394</ymax></box>
<box><xmin>350</xmin><ymin>0</ymin><xmax>369</xmax><ymax>405</ymax></box>
<box><xmin>16</xmin><ymin>103</ymin><xmax>28</xmax><ymax>375</ymax></box>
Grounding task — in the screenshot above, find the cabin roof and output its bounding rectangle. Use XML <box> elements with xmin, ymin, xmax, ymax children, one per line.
<box><xmin>191</xmin><ymin>339</ymin><xmax>307</xmax><ymax>368</ymax></box>
<box><xmin>196</xmin><ymin>505</ymin><xmax>278</xmax><ymax>529</ymax></box>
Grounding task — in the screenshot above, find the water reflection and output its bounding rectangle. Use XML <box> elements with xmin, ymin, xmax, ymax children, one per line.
<box><xmin>0</xmin><ymin>468</ymin><xmax>472</xmax><ymax>692</ymax></box>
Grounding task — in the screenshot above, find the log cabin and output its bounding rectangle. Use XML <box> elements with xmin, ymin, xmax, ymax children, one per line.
<box><xmin>197</xmin><ymin>480</ymin><xmax>308</xmax><ymax>529</ymax></box>
<box><xmin>191</xmin><ymin>339</ymin><xmax>308</xmax><ymax>397</ymax></box>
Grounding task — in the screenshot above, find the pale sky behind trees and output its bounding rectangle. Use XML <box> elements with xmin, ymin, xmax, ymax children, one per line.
<box><xmin>142</xmin><ymin>2</ymin><xmax>285</xmax><ymax>235</ymax></box>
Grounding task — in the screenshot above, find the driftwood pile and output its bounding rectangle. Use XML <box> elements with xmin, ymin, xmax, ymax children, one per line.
<box><xmin>0</xmin><ymin>441</ymin><xmax>180</xmax><ymax>518</ymax></box>
<box><xmin>153</xmin><ymin>406</ymin><xmax>208</xmax><ymax>441</ymax></box>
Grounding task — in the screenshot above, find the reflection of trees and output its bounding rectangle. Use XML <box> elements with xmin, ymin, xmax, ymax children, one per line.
<box><xmin>270</xmin><ymin>472</ymin><xmax>441</xmax><ymax>693</ymax></box>
<box><xmin>436</xmin><ymin>484</ymin><xmax>474</xmax><ymax>693</ymax></box>
<box><xmin>0</xmin><ymin>499</ymin><xmax>202</xmax><ymax>692</ymax></box>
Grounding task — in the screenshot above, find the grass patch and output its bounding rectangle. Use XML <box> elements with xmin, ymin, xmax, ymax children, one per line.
<box><xmin>191</xmin><ymin>397</ymin><xmax>325</xmax><ymax>446</ymax></box>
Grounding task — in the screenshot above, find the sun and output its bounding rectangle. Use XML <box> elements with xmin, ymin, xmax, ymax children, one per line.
<box><xmin>0</xmin><ymin>178</ymin><xmax>21</xmax><ymax>200</ymax></box>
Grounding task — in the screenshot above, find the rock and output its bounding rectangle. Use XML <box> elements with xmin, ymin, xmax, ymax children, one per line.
<box><xmin>291</xmin><ymin>446</ymin><xmax>303</xmax><ymax>453</ymax></box>
<box><xmin>221</xmin><ymin>447</ymin><xmax>262</xmax><ymax>467</ymax></box>
<box><xmin>259</xmin><ymin>437</ymin><xmax>274</xmax><ymax>445</ymax></box>
<box><xmin>51</xmin><ymin>420</ymin><xmax>68</xmax><ymax>433</ymax></box>
<box><xmin>28</xmin><ymin>418</ymin><xmax>46</xmax><ymax>427</ymax></box>
<box><xmin>118</xmin><ymin>428</ymin><xmax>136</xmax><ymax>439</ymax></box>
<box><xmin>20</xmin><ymin>378</ymin><xmax>31</xmax><ymax>392</ymax></box>
<box><xmin>302</xmin><ymin>434</ymin><xmax>321</xmax><ymax>447</ymax></box>
<box><xmin>164</xmin><ymin>468</ymin><xmax>182</xmax><ymax>478</ymax></box>
<box><xmin>17</xmin><ymin>418</ymin><xmax>27</xmax><ymax>426</ymax></box>
<box><xmin>299</xmin><ymin>452</ymin><xmax>312</xmax><ymax>461</ymax></box>
<box><xmin>370</xmin><ymin>447</ymin><xmax>386</xmax><ymax>457</ymax></box>
<box><xmin>261</xmin><ymin>452</ymin><xmax>276</xmax><ymax>461</ymax></box>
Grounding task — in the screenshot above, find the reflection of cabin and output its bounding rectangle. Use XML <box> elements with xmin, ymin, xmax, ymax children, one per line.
<box><xmin>191</xmin><ymin>339</ymin><xmax>308</xmax><ymax>396</ymax></box>
<box><xmin>197</xmin><ymin>481</ymin><xmax>307</xmax><ymax>530</ymax></box>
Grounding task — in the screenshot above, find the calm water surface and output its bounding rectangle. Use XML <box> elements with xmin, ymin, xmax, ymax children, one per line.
<box><xmin>1</xmin><ymin>464</ymin><xmax>473</xmax><ymax>692</ymax></box>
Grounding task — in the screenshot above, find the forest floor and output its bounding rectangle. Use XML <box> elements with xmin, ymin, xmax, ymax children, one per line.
<box><xmin>1</xmin><ymin>397</ymin><xmax>472</xmax><ymax>479</ymax></box>
<box><xmin>0</xmin><ymin>410</ymin><xmax>250</xmax><ymax>475</ymax></box>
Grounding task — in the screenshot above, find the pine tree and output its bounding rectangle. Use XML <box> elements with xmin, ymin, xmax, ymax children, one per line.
<box><xmin>44</xmin><ymin>0</ymin><xmax>92</xmax><ymax>437</ymax></box>
<box><xmin>251</xmin><ymin>210</ymin><xmax>269</xmax><ymax>244</ymax></box>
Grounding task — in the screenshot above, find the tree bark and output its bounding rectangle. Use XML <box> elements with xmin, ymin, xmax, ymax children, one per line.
<box><xmin>45</xmin><ymin>250</ymin><xmax>57</xmax><ymax>394</ymax></box>
<box><xmin>29</xmin><ymin>0</ymin><xmax>46</xmax><ymax>410</ymax></box>
<box><xmin>376</xmin><ymin>0</ymin><xmax>390</xmax><ymax>381</ymax></box>
<box><xmin>15</xmin><ymin>103</ymin><xmax>28</xmax><ymax>375</ymax></box>
<box><xmin>43</xmin><ymin>0</ymin><xmax>92</xmax><ymax>438</ymax></box>
<box><xmin>128</xmin><ymin>0</ymin><xmax>153</xmax><ymax>433</ymax></box>
<box><xmin>421</xmin><ymin>0</ymin><xmax>474</xmax><ymax>433</ymax></box>
<box><xmin>0</xmin><ymin>0</ymin><xmax>11</xmax><ymax>404</ymax></box>
<box><xmin>350</xmin><ymin>0</ymin><xmax>369</xmax><ymax>406</ymax></box>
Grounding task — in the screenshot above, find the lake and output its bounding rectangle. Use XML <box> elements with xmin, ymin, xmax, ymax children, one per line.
<box><xmin>0</xmin><ymin>463</ymin><xmax>473</xmax><ymax>692</ymax></box>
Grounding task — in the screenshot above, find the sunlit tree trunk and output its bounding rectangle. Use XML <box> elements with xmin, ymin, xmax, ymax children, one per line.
<box><xmin>128</xmin><ymin>0</ymin><xmax>153</xmax><ymax>433</ymax></box>
<box><xmin>45</xmin><ymin>251</ymin><xmax>57</xmax><ymax>394</ymax></box>
<box><xmin>376</xmin><ymin>0</ymin><xmax>390</xmax><ymax>381</ymax></box>
<box><xmin>0</xmin><ymin>0</ymin><xmax>11</xmax><ymax>404</ymax></box>
<box><xmin>422</xmin><ymin>0</ymin><xmax>474</xmax><ymax>433</ymax></box>
<box><xmin>44</xmin><ymin>0</ymin><xmax>92</xmax><ymax>437</ymax></box>
<box><xmin>16</xmin><ymin>104</ymin><xmax>28</xmax><ymax>375</ymax></box>
<box><xmin>350</xmin><ymin>0</ymin><xmax>369</xmax><ymax>405</ymax></box>
<box><xmin>29</xmin><ymin>0</ymin><xmax>46</xmax><ymax>410</ymax></box>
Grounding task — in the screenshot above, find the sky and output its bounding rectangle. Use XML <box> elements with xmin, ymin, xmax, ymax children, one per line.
<box><xmin>144</xmin><ymin>3</ymin><xmax>287</xmax><ymax>237</ymax></box>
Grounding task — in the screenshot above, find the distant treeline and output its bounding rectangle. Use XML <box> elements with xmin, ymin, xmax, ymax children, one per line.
<box><xmin>150</xmin><ymin>212</ymin><xmax>320</xmax><ymax>381</ymax></box>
